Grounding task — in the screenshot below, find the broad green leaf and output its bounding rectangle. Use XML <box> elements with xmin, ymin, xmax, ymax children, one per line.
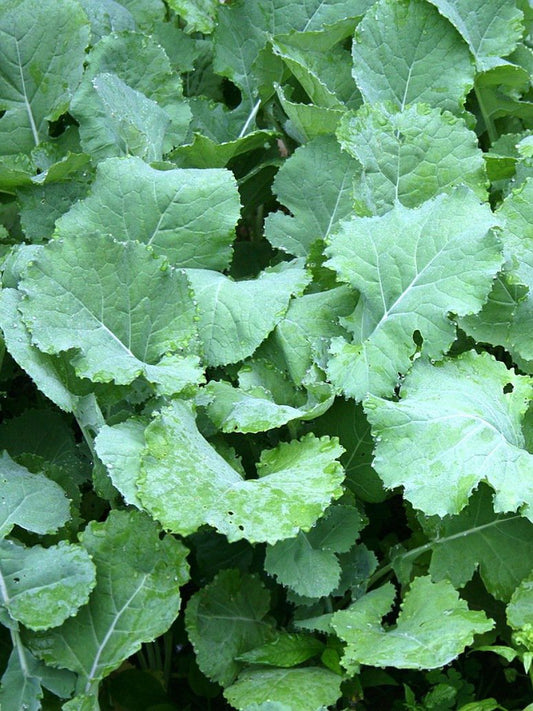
<box><xmin>421</xmin><ymin>487</ymin><xmax>533</xmax><ymax>602</ymax></box>
<box><xmin>0</xmin><ymin>289</ymin><xmax>85</xmax><ymax>413</ymax></box>
<box><xmin>213</xmin><ymin>0</ymin><xmax>373</xmax><ymax>108</ymax></box>
<box><xmin>426</xmin><ymin>0</ymin><xmax>524</xmax><ymax>70</ymax></box>
<box><xmin>28</xmin><ymin>510</ymin><xmax>190</xmax><ymax>695</ymax></box>
<box><xmin>186</xmin><ymin>260</ymin><xmax>309</xmax><ymax>367</ymax></box>
<box><xmin>77</xmin><ymin>0</ymin><xmax>135</xmax><ymax>42</ymax></box>
<box><xmin>55</xmin><ymin>157</ymin><xmax>241</xmax><ymax>270</ymax></box>
<box><xmin>325</xmin><ymin>189</ymin><xmax>501</xmax><ymax>399</ymax></box>
<box><xmin>94</xmin><ymin>420</ymin><xmax>145</xmax><ymax>509</ymax></box>
<box><xmin>271</xmin><ymin>34</ymin><xmax>360</xmax><ymax>110</ymax></box>
<box><xmin>137</xmin><ymin>400</ymin><xmax>345</xmax><ymax>543</ymax></box>
<box><xmin>167</xmin><ymin>0</ymin><xmax>220</xmax><ymax>33</ymax></box>
<box><xmin>224</xmin><ymin>667</ymin><xmax>343</xmax><ymax>711</ymax></box>
<box><xmin>236</xmin><ymin>633</ymin><xmax>324</xmax><ymax>667</ymax></box>
<box><xmin>0</xmin><ymin>452</ymin><xmax>70</xmax><ymax>538</ymax></box>
<box><xmin>0</xmin><ymin>539</ymin><xmax>95</xmax><ymax>630</ymax></box>
<box><xmin>72</xmin><ymin>30</ymin><xmax>191</xmax><ymax>154</ymax></box>
<box><xmin>337</xmin><ymin>103</ymin><xmax>487</xmax><ymax>213</ymax></box>
<box><xmin>264</xmin><ymin>136</ymin><xmax>362</xmax><ymax>257</ymax></box>
<box><xmin>203</xmin><ymin>380</ymin><xmax>334</xmax><ymax>434</ymax></box>
<box><xmin>270</xmin><ymin>286</ymin><xmax>357</xmax><ymax>384</ymax></box>
<box><xmin>264</xmin><ymin>506</ymin><xmax>364</xmax><ymax>597</ymax></box>
<box><xmin>364</xmin><ymin>351</ymin><xmax>533</xmax><ymax>520</ymax></box>
<box><xmin>244</xmin><ymin>704</ymin><xmax>291</xmax><ymax>711</ymax></box>
<box><xmin>475</xmin><ymin>178</ymin><xmax>533</xmax><ymax>362</ymax></box>
<box><xmin>332</xmin><ymin>577</ymin><xmax>493</xmax><ymax>670</ymax></box>
<box><xmin>62</xmin><ymin>695</ymin><xmax>99</xmax><ymax>711</ymax></box>
<box><xmin>185</xmin><ymin>569</ymin><xmax>275</xmax><ymax>686</ymax></box>
<box><xmin>0</xmin><ymin>645</ymin><xmax>75</xmax><ymax>711</ymax></box>
<box><xmin>70</xmin><ymin>72</ymin><xmax>171</xmax><ymax>162</ymax></box>
<box><xmin>352</xmin><ymin>0</ymin><xmax>474</xmax><ymax>112</ymax></box>
<box><xmin>275</xmin><ymin>84</ymin><xmax>345</xmax><ymax>142</ymax></box>
<box><xmin>17</xmin><ymin>234</ymin><xmax>202</xmax><ymax>392</ymax></box>
<box><xmin>0</xmin><ymin>0</ymin><xmax>89</xmax><ymax>153</ymax></box>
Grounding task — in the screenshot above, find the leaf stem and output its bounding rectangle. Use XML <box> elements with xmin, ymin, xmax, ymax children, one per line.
<box><xmin>238</xmin><ymin>98</ymin><xmax>262</xmax><ymax>138</ymax></box>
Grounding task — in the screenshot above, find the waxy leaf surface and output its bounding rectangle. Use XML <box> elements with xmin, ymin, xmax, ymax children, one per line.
<box><xmin>55</xmin><ymin>157</ymin><xmax>241</xmax><ymax>270</ymax></box>
<box><xmin>364</xmin><ymin>351</ymin><xmax>533</xmax><ymax>519</ymax></box>
<box><xmin>137</xmin><ymin>400</ymin><xmax>345</xmax><ymax>543</ymax></box>
<box><xmin>325</xmin><ymin>189</ymin><xmax>501</xmax><ymax>399</ymax></box>
<box><xmin>17</xmin><ymin>234</ymin><xmax>201</xmax><ymax>392</ymax></box>
<box><xmin>332</xmin><ymin>576</ymin><xmax>493</xmax><ymax>670</ymax></box>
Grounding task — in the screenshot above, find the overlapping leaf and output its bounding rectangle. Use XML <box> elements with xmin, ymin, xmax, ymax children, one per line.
<box><xmin>127</xmin><ymin>400</ymin><xmax>344</xmax><ymax>543</ymax></box>
<box><xmin>332</xmin><ymin>577</ymin><xmax>493</xmax><ymax>670</ymax></box>
<box><xmin>186</xmin><ymin>260</ymin><xmax>309</xmax><ymax>367</ymax></box>
<box><xmin>325</xmin><ymin>188</ymin><xmax>501</xmax><ymax>399</ymax></box>
<box><xmin>28</xmin><ymin>510</ymin><xmax>190</xmax><ymax>696</ymax></box>
<box><xmin>0</xmin><ymin>0</ymin><xmax>89</xmax><ymax>153</ymax></box>
<box><xmin>264</xmin><ymin>136</ymin><xmax>363</xmax><ymax>257</ymax></box>
<box><xmin>16</xmin><ymin>234</ymin><xmax>202</xmax><ymax>392</ymax></box>
<box><xmin>185</xmin><ymin>570</ymin><xmax>276</xmax><ymax>686</ymax></box>
<box><xmin>352</xmin><ymin>0</ymin><xmax>474</xmax><ymax>112</ymax></box>
<box><xmin>0</xmin><ymin>539</ymin><xmax>95</xmax><ymax>630</ymax></box>
<box><xmin>337</xmin><ymin>102</ymin><xmax>487</xmax><ymax>213</ymax></box>
<box><xmin>55</xmin><ymin>157</ymin><xmax>241</xmax><ymax>270</ymax></box>
<box><xmin>364</xmin><ymin>351</ymin><xmax>533</xmax><ymax>519</ymax></box>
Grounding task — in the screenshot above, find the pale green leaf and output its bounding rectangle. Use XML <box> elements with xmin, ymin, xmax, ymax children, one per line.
<box><xmin>28</xmin><ymin>510</ymin><xmax>190</xmax><ymax>695</ymax></box>
<box><xmin>203</xmin><ymin>380</ymin><xmax>334</xmax><ymax>434</ymax></box>
<box><xmin>275</xmin><ymin>84</ymin><xmax>345</xmax><ymax>142</ymax></box>
<box><xmin>236</xmin><ymin>633</ymin><xmax>324</xmax><ymax>667</ymax></box>
<box><xmin>337</xmin><ymin>102</ymin><xmax>487</xmax><ymax>213</ymax></box>
<box><xmin>0</xmin><ymin>289</ymin><xmax>82</xmax><ymax>413</ymax></box>
<box><xmin>325</xmin><ymin>189</ymin><xmax>501</xmax><ymax>399</ymax></box>
<box><xmin>18</xmin><ymin>234</ymin><xmax>201</xmax><ymax>392</ymax></box>
<box><xmin>364</xmin><ymin>351</ymin><xmax>533</xmax><ymax>519</ymax></box>
<box><xmin>271</xmin><ymin>34</ymin><xmax>360</xmax><ymax>110</ymax></box>
<box><xmin>18</xmin><ymin>176</ymin><xmax>91</xmax><ymax>243</ymax></box>
<box><xmin>270</xmin><ymin>286</ymin><xmax>357</xmax><ymax>384</ymax></box>
<box><xmin>94</xmin><ymin>420</ymin><xmax>145</xmax><ymax>509</ymax></box>
<box><xmin>187</xmin><ymin>260</ymin><xmax>309</xmax><ymax>367</ymax></box>
<box><xmin>464</xmin><ymin>178</ymin><xmax>533</xmax><ymax>363</ymax></box>
<box><xmin>352</xmin><ymin>0</ymin><xmax>474</xmax><ymax>112</ymax></box>
<box><xmin>224</xmin><ymin>667</ymin><xmax>342</xmax><ymax>711</ymax></box>
<box><xmin>55</xmin><ymin>156</ymin><xmax>240</xmax><ymax>270</ymax></box>
<box><xmin>507</xmin><ymin>574</ymin><xmax>533</xmax><ymax>650</ymax></box>
<box><xmin>116</xmin><ymin>0</ymin><xmax>165</xmax><ymax>29</ymax></box>
<box><xmin>171</xmin><ymin>130</ymin><xmax>277</xmax><ymax>169</ymax></box>
<box><xmin>0</xmin><ymin>539</ymin><xmax>96</xmax><ymax>630</ymax></box>
<box><xmin>0</xmin><ymin>452</ymin><xmax>70</xmax><ymax>538</ymax></box>
<box><xmin>332</xmin><ymin>577</ymin><xmax>493</xmax><ymax>670</ymax></box>
<box><xmin>167</xmin><ymin>0</ymin><xmax>220</xmax><ymax>33</ymax></box>
<box><xmin>0</xmin><ymin>645</ymin><xmax>74</xmax><ymax>711</ymax></box>
<box><xmin>137</xmin><ymin>400</ymin><xmax>345</xmax><ymax>543</ymax></box>
<box><xmin>185</xmin><ymin>569</ymin><xmax>275</xmax><ymax>686</ymax></box>
<box><xmin>264</xmin><ymin>136</ymin><xmax>362</xmax><ymax>257</ymax></box>
<box><xmin>426</xmin><ymin>0</ymin><xmax>524</xmax><ymax>70</ymax></box>
<box><xmin>71</xmin><ymin>30</ymin><xmax>191</xmax><ymax>153</ymax></box>
<box><xmin>62</xmin><ymin>695</ymin><xmax>99</xmax><ymax>711</ymax></box>
<box><xmin>213</xmin><ymin>0</ymin><xmax>373</xmax><ymax>107</ymax></box>
<box><xmin>77</xmin><ymin>0</ymin><xmax>135</xmax><ymax>42</ymax></box>
<box><xmin>421</xmin><ymin>486</ymin><xmax>533</xmax><ymax>602</ymax></box>
<box><xmin>70</xmin><ymin>72</ymin><xmax>170</xmax><ymax>162</ymax></box>
<box><xmin>0</xmin><ymin>0</ymin><xmax>89</xmax><ymax>153</ymax></box>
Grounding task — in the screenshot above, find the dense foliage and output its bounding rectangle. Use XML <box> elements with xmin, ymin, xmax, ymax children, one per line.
<box><xmin>1</xmin><ymin>0</ymin><xmax>533</xmax><ymax>709</ymax></box>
